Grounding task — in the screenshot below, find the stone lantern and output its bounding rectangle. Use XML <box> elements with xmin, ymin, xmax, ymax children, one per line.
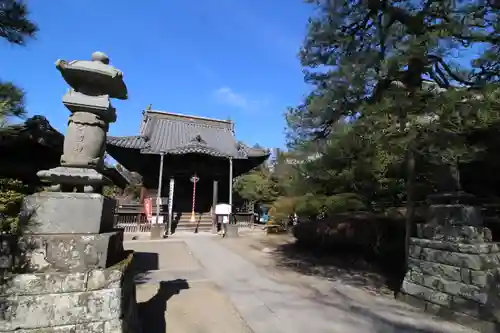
<box><xmin>0</xmin><ymin>52</ymin><xmax>141</xmax><ymax>332</ymax></box>
<box><xmin>38</xmin><ymin>51</ymin><xmax>127</xmax><ymax>193</ymax></box>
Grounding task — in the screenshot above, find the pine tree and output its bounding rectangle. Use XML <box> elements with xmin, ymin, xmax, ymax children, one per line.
<box><xmin>287</xmin><ymin>0</ymin><xmax>500</xmax><ymax>142</ymax></box>
<box><xmin>0</xmin><ymin>0</ymin><xmax>38</xmax><ymax>123</ymax></box>
<box><xmin>0</xmin><ymin>0</ymin><xmax>38</xmax><ymax>233</ymax></box>
<box><xmin>287</xmin><ymin>0</ymin><xmax>500</xmax><ymax>267</ymax></box>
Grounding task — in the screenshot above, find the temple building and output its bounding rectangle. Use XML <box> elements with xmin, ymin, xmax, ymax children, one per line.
<box><xmin>106</xmin><ymin>108</ymin><xmax>270</xmax><ymax>231</ymax></box>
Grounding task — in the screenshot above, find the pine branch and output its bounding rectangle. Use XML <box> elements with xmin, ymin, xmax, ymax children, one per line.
<box><xmin>0</xmin><ymin>0</ymin><xmax>38</xmax><ymax>45</ymax></box>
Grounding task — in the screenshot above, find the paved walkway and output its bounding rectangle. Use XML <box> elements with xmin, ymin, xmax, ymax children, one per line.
<box><xmin>126</xmin><ymin>236</ymin><xmax>477</xmax><ymax>333</ymax></box>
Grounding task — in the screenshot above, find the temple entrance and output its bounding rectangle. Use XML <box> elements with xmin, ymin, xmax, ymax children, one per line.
<box><xmin>106</xmin><ymin>109</ymin><xmax>270</xmax><ymax>234</ymax></box>
<box><xmin>161</xmin><ymin>176</ymin><xmax>227</xmax><ymax>233</ymax></box>
<box><xmin>165</xmin><ymin>177</ymin><xmax>213</xmax><ymax>214</ymax></box>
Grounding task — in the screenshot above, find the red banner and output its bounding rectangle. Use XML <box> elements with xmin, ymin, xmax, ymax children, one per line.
<box><xmin>143</xmin><ymin>197</ymin><xmax>153</xmax><ymax>222</ymax></box>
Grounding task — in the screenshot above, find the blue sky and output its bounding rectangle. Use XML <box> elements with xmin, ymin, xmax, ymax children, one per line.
<box><xmin>0</xmin><ymin>0</ymin><xmax>313</xmax><ymax>149</ymax></box>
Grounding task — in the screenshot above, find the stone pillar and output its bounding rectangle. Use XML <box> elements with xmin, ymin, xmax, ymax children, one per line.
<box><xmin>137</xmin><ymin>186</ymin><xmax>147</xmax><ymax>232</ymax></box>
<box><xmin>0</xmin><ymin>52</ymin><xmax>141</xmax><ymax>333</ymax></box>
<box><xmin>399</xmin><ymin>192</ymin><xmax>500</xmax><ymax>332</ymax></box>
<box><xmin>167</xmin><ymin>177</ymin><xmax>175</xmax><ymax>236</ymax></box>
<box><xmin>228</xmin><ymin>158</ymin><xmax>233</xmax><ymax>208</ymax></box>
<box><xmin>212</xmin><ymin>179</ymin><xmax>218</xmax><ymax>233</ymax></box>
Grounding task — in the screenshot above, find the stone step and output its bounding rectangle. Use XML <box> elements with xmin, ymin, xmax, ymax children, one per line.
<box><xmin>177</xmin><ymin>217</ymin><xmax>212</xmax><ymax>222</ymax></box>
<box><xmin>175</xmin><ymin>219</ymin><xmax>213</xmax><ymax>232</ymax></box>
<box><xmin>177</xmin><ymin>220</ymin><xmax>213</xmax><ymax>225</ymax></box>
<box><xmin>174</xmin><ymin>225</ymin><xmax>213</xmax><ymax>233</ymax></box>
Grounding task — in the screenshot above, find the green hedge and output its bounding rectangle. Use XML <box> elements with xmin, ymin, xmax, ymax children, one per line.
<box><xmin>269</xmin><ymin>192</ymin><xmax>368</xmax><ymax>226</ymax></box>
<box><xmin>294</xmin><ymin>193</ymin><xmax>367</xmax><ymax>219</ymax></box>
<box><xmin>0</xmin><ymin>178</ymin><xmax>35</xmax><ymax>233</ymax></box>
<box><xmin>292</xmin><ymin>212</ymin><xmax>415</xmax><ymax>274</ymax></box>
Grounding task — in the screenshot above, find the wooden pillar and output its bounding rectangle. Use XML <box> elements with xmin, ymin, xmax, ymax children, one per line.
<box><xmin>137</xmin><ymin>186</ymin><xmax>147</xmax><ymax>232</ymax></box>
<box><xmin>151</xmin><ymin>153</ymin><xmax>165</xmax><ymax>239</ymax></box>
<box><xmin>212</xmin><ymin>180</ymin><xmax>218</xmax><ymax>233</ymax></box>
<box><xmin>190</xmin><ymin>173</ymin><xmax>199</xmax><ymax>222</ymax></box>
<box><xmin>155</xmin><ymin>153</ymin><xmax>165</xmax><ymax>225</ymax></box>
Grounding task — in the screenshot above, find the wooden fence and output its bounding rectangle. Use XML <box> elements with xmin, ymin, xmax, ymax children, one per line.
<box><xmin>114</xmin><ymin>202</ymin><xmax>167</xmax><ymax>233</ymax></box>
<box><xmin>233</xmin><ymin>212</ymin><xmax>254</xmax><ymax>228</ymax></box>
<box><xmin>113</xmin><ymin>202</ymin><xmax>256</xmax><ymax>232</ymax></box>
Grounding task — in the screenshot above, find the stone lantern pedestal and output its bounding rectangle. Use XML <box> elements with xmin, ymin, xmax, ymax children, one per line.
<box><xmin>399</xmin><ymin>192</ymin><xmax>500</xmax><ymax>332</ymax></box>
<box><xmin>0</xmin><ymin>52</ymin><xmax>141</xmax><ymax>333</ymax></box>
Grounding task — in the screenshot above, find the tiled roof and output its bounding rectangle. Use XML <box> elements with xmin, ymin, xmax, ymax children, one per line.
<box><xmin>106</xmin><ymin>110</ymin><xmax>269</xmax><ymax>159</ymax></box>
<box><xmin>106</xmin><ymin>135</ymin><xmax>149</xmax><ymax>150</ymax></box>
<box><xmin>0</xmin><ymin>115</ymin><xmax>63</xmax><ymax>148</ymax></box>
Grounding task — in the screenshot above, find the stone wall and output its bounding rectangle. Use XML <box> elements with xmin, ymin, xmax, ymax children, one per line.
<box><xmin>0</xmin><ymin>232</ymin><xmax>124</xmax><ymax>274</ymax></box>
<box><xmin>400</xmin><ymin>219</ymin><xmax>500</xmax><ymax>332</ymax></box>
<box><xmin>0</xmin><ymin>252</ymin><xmax>140</xmax><ymax>333</ymax></box>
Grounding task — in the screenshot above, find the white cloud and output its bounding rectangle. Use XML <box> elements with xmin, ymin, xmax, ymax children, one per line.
<box><xmin>214</xmin><ymin>87</ymin><xmax>249</xmax><ymax>108</ymax></box>
<box><xmin>213</xmin><ymin>86</ymin><xmax>270</xmax><ymax>111</ymax></box>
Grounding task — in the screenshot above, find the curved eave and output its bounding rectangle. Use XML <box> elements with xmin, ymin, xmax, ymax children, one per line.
<box><xmin>160</xmin><ymin>143</ymin><xmax>230</xmax><ymax>157</ymax></box>
<box><xmin>236</xmin><ymin>143</ymin><xmax>270</xmax><ymax>159</ymax></box>
<box><xmin>101</xmin><ymin>168</ymin><xmax>130</xmax><ymax>189</ymax></box>
<box><xmin>105</xmin><ymin>146</ymin><xmax>145</xmax><ymax>175</ymax></box>
<box><xmin>233</xmin><ymin>153</ymin><xmax>271</xmax><ymax>176</ymax></box>
<box><xmin>106</xmin><ymin>135</ymin><xmax>271</xmax><ymax>162</ymax></box>
<box><xmin>107</xmin><ymin>135</ymin><xmax>150</xmax><ymax>150</ymax></box>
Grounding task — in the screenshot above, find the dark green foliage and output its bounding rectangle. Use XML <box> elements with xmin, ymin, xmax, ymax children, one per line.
<box><xmin>234</xmin><ymin>165</ymin><xmax>277</xmax><ymax>204</ymax></box>
<box><xmin>294</xmin><ymin>193</ymin><xmax>367</xmax><ymax>219</ymax></box>
<box><xmin>103</xmin><ymin>183</ymin><xmax>142</xmax><ymax>200</ymax></box>
<box><xmin>288</xmin><ymin>0</ymin><xmax>500</xmax><ymax>143</ymax></box>
<box><xmin>292</xmin><ymin>212</ymin><xmax>410</xmax><ymax>286</ymax></box>
<box><xmin>286</xmin><ymin>0</ymin><xmax>500</xmax><ymax>205</ymax></box>
<box><xmin>281</xmin><ymin>0</ymin><xmax>500</xmax><ymax>279</ymax></box>
<box><xmin>0</xmin><ymin>178</ymin><xmax>36</xmax><ymax>233</ymax></box>
<box><xmin>0</xmin><ymin>0</ymin><xmax>38</xmax><ymax>45</ymax></box>
<box><xmin>324</xmin><ymin>193</ymin><xmax>367</xmax><ymax>214</ymax></box>
<box><xmin>295</xmin><ymin>193</ymin><xmax>326</xmax><ymax>219</ymax></box>
<box><xmin>0</xmin><ymin>1</ymin><xmax>37</xmax><ymax>236</ymax></box>
<box><xmin>0</xmin><ymin>81</ymin><xmax>26</xmax><ymax>122</ymax></box>
<box><xmin>0</xmin><ymin>0</ymin><xmax>37</xmax><ymax>123</ymax></box>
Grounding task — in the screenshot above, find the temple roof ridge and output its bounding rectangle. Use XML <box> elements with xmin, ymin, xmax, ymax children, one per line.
<box><xmin>144</xmin><ymin>109</ymin><xmax>234</xmax><ymax>130</ymax></box>
<box><xmin>107</xmin><ymin>109</ymin><xmax>270</xmax><ymax>161</ymax></box>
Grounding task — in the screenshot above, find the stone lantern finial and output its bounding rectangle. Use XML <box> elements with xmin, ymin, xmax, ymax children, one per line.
<box><xmin>91</xmin><ymin>51</ymin><xmax>110</xmax><ymax>64</ymax></box>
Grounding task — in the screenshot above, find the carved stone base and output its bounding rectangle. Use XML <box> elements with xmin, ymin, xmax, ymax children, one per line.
<box><xmin>21</xmin><ymin>192</ymin><xmax>116</xmax><ymax>234</ymax></box>
<box><xmin>0</xmin><ymin>252</ymin><xmax>142</xmax><ymax>333</ymax></box>
<box><xmin>37</xmin><ymin>166</ymin><xmax>111</xmax><ymax>192</ymax></box>
<box><xmin>0</xmin><ymin>231</ymin><xmax>124</xmax><ymax>273</ymax></box>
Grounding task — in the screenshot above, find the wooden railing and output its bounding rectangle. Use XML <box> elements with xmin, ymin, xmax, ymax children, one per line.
<box><xmin>114</xmin><ymin>203</ymin><xmax>166</xmax><ymax>232</ymax></box>
<box><xmin>114</xmin><ymin>202</ymin><xmax>256</xmax><ymax>232</ymax></box>
<box><xmin>233</xmin><ymin>212</ymin><xmax>254</xmax><ymax>228</ymax></box>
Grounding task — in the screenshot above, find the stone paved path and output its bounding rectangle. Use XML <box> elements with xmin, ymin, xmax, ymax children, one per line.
<box><xmin>126</xmin><ymin>236</ymin><xmax>477</xmax><ymax>333</ymax></box>
<box><xmin>126</xmin><ymin>239</ymin><xmax>252</xmax><ymax>333</ymax></box>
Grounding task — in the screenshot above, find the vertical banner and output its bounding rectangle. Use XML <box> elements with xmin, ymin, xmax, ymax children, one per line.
<box><xmin>168</xmin><ymin>178</ymin><xmax>174</xmax><ymax>220</ymax></box>
<box><xmin>143</xmin><ymin>197</ymin><xmax>153</xmax><ymax>223</ymax></box>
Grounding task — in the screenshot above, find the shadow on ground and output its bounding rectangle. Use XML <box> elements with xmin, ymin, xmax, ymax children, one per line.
<box><xmin>137</xmin><ymin>279</ymin><xmax>190</xmax><ymax>333</ymax></box>
<box><xmin>132</xmin><ymin>252</ymin><xmax>159</xmax><ymax>284</ymax></box>
<box><xmin>307</xmin><ymin>286</ymin><xmax>480</xmax><ymax>333</ymax></box>
<box><xmin>252</xmin><ymin>236</ymin><xmax>476</xmax><ymax>332</ymax></box>
<box><xmin>270</xmin><ymin>240</ymin><xmax>403</xmax><ymax>296</ymax></box>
